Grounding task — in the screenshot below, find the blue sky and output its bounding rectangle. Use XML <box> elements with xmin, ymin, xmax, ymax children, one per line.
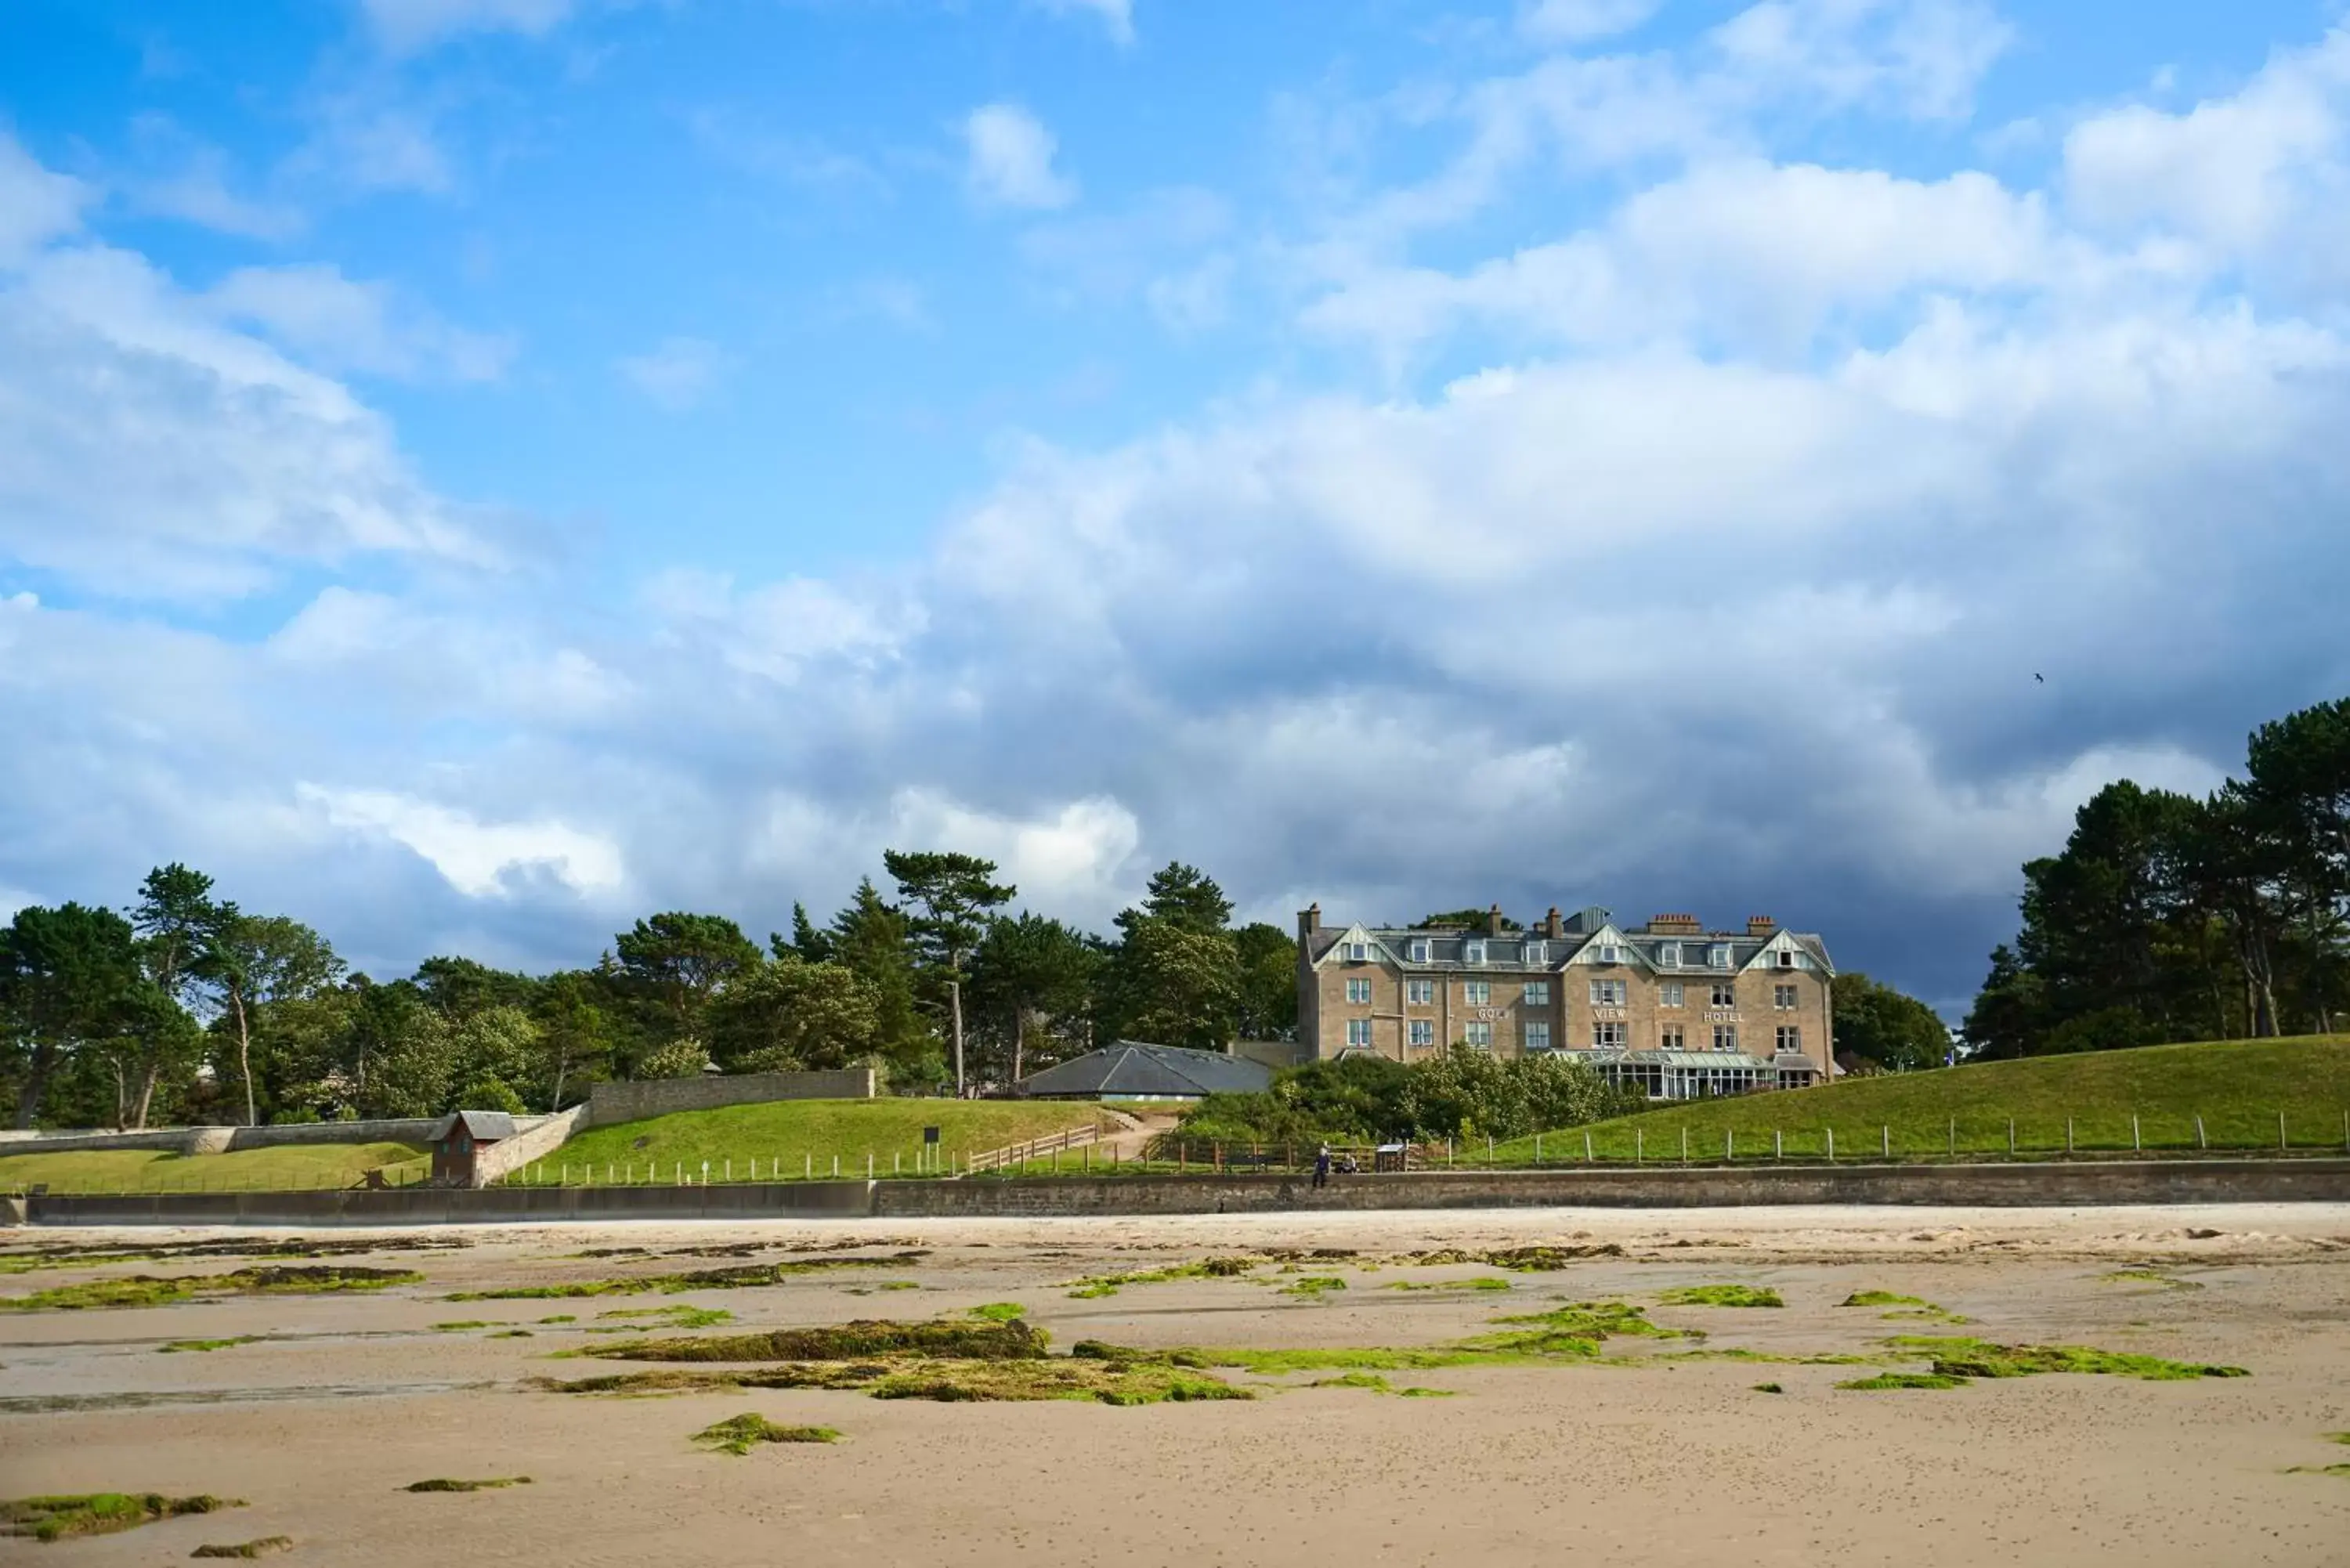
<box><xmin>3</xmin><ymin>0</ymin><xmax>2348</xmax><ymax>1015</ymax></box>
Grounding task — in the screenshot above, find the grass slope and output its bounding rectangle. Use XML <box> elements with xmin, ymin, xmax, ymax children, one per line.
<box><xmin>521</xmin><ymin>1099</ymin><xmax>1109</xmax><ymax>1184</ymax></box>
<box><xmin>1495</xmin><ymin>1036</ymin><xmax>2350</xmax><ymax>1163</ymax></box>
<box><xmin>0</xmin><ymin>1141</ymin><xmax>428</xmax><ymax>1195</ymax></box>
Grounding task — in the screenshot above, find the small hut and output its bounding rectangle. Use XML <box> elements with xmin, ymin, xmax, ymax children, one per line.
<box><xmin>428</xmin><ymin>1110</ymin><xmax>518</xmax><ymax>1187</ymax></box>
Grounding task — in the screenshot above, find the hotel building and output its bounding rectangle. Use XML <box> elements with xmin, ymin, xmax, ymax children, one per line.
<box><xmin>1296</xmin><ymin>904</ymin><xmax>1834</xmax><ymax>1100</ymax></box>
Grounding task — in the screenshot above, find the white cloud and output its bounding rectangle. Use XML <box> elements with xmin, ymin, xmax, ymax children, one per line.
<box><xmin>0</xmin><ymin>241</ymin><xmax>497</xmax><ymax>598</ymax></box>
<box><xmin>299</xmin><ymin>783</ymin><xmax>624</xmax><ymax>899</ymax></box>
<box><xmin>1520</xmin><ymin>0</ymin><xmax>1661</xmax><ymax>45</ymax></box>
<box><xmin>295</xmin><ymin>96</ymin><xmax>454</xmax><ymax>196</ymax></box>
<box><xmin>2063</xmin><ymin>27</ymin><xmax>2350</xmax><ymax>265</ymax></box>
<box><xmin>616</xmin><ymin>336</ymin><xmax>725</xmax><ymax>410</ymax></box>
<box><xmin>964</xmin><ymin>103</ymin><xmax>1079</xmax><ymax>211</ymax></box>
<box><xmin>361</xmin><ymin>0</ymin><xmax>578</xmax><ymax>55</ymax></box>
<box><xmin>643</xmin><ymin>569</ymin><xmax>919</xmax><ymax>684</ymax></box>
<box><xmin>888</xmin><ymin>789</ymin><xmax>1143</xmax><ymax>918</ymax></box>
<box><xmin>1026</xmin><ymin>0</ymin><xmax>1135</xmax><ymax>48</ymax></box>
<box><xmin>0</xmin><ymin>133</ymin><xmax>96</xmax><ymax>266</ymax></box>
<box><xmin>207</xmin><ymin>264</ymin><xmax>514</xmax><ymax>381</ymax></box>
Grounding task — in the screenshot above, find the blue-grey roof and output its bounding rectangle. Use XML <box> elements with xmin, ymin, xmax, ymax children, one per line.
<box><xmin>434</xmin><ymin>1110</ymin><xmax>517</xmax><ymax>1141</ymax></box>
<box><xmin>1017</xmin><ymin>1042</ymin><xmax>1272</xmax><ymax>1099</ymax></box>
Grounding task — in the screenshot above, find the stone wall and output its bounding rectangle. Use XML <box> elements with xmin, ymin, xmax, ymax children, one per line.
<box><xmin>0</xmin><ymin>1118</ymin><xmax>461</xmax><ymax>1158</ymax></box>
<box><xmin>15</xmin><ymin>1157</ymin><xmax>2350</xmax><ymax>1227</ymax></box>
<box><xmin>584</xmin><ymin>1068</ymin><xmax>876</xmax><ymax>1127</ymax></box>
<box><xmin>469</xmin><ymin>1104</ymin><xmax>588</xmax><ymax>1188</ymax></box>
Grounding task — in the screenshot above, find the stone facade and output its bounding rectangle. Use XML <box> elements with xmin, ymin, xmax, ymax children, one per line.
<box><xmin>1296</xmin><ymin>904</ymin><xmax>1833</xmax><ymax>1099</ymax></box>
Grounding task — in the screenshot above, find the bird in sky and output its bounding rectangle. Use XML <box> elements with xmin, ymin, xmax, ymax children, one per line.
<box><xmin>2034</xmin><ymin>673</ymin><xmax>2044</xmax><ymax>683</ymax></box>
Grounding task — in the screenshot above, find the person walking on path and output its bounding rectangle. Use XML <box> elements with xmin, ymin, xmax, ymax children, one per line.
<box><xmin>1313</xmin><ymin>1143</ymin><xmax>1332</xmax><ymax>1190</ymax></box>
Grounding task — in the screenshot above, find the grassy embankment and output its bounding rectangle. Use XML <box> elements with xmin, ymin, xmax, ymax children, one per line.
<box><xmin>504</xmin><ymin>1098</ymin><xmax>1112</xmax><ymax>1186</ymax></box>
<box><xmin>1489</xmin><ymin>1035</ymin><xmax>2350</xmax><ymax>1165</ymax></box>
<box><xmin>0</xmin><ymin>1141</ymin><xmax>429</xmax><ymax>1196</ymax></box>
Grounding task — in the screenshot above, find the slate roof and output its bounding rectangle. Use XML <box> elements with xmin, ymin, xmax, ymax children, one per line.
<box><xmin>433</xmin><ymin>1110</ymin><xmax>518</xmax><ymax>1142</ymax></box>
<box><xmin>1017</xmin><ymin>1042</ymin><xmax>1273</xmax><ymax>1099</ymax></box>
<box><xmin>1307</xmin><ymin>910</ymin><xmax>1832</xmax><ymax>975</ymax></box>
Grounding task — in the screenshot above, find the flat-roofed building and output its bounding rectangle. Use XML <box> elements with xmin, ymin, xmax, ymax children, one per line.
<box><xmin>1295</xmin><ymin>903</ymin><xmax>1833</xmax><ymax>1100</ymax></box>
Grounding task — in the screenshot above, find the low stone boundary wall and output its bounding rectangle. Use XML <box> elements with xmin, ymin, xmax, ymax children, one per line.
<box><xmin>584</xmin><ymin>1069</ymin><xmax>876</xmax><ymax>1127</ymax></box>
<box><xmin>471</xmin><ymin>1104</ymin><xmax>588</xmax><ymax>1188</ymax></box>
<box><xmin>0</xmin><ymin>1118</ymin><xmax>463</xmax><ymax>1158</ymax></box>
<box><xmin>13</xmin><ymin>1158</ymin><xmax>2350</xmax><ymax>1227</ymax></box>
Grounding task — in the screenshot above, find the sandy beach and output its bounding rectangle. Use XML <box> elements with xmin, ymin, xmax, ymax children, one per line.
<box><xmin>5</xmin><ymin>1204</ymin><xmax>2348</xmax><ymax>1566</ymax></box>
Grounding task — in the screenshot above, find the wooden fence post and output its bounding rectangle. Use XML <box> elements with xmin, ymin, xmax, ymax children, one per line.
<box><xmin>2195</xmin><ymin>1115</ymin><xmax>2206</xmax><ymax>1151</ymax></box>
<box><xmin>2131</xmin><ymin>1115</ymin><xmax>2140</xmax><ymax>1153</ymax></box>
<box><xmin>1826</xmin><ymin>1127</ymin><xmax>1835</xmax><ymax>1163</ymax></box>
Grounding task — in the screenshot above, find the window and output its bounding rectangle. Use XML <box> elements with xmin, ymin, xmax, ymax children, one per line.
<box><xmin>1524</xmin><ymin>940</ymin><xmax>1545</xmax><ymax>963</ymax></box>
<box><xmin>1598</xmin><ymin>943</ymin><xmax>1621</xmax><ymax>964</ymax></box>
<box><xmin>1589</xmin><ymin>978</ymin><xmax>1626</xmax><ymax>1006</ymax></box>
<box><xmin>1347</xmin><ymin>941</ymin><xmax>1368</xmax><ymax>961</ymax></box>
<box><xmin>1710</xmin><ymin>944</ymin><xmax>1730</xmax><ymax>968</ymax></box>
<box><xmin>1775</xmin><ymin>948</ymin><xmax>1796</xmax><ymax>970</ymax></box>
<box><xmin>1409</xmin><ymin>1020</ymin><xmax>1434</xmax><ymax>1046</ymax></box>
<box><xmin>1776</xmin><ymin>1025</ymin><xmax>1802</xmax><ymax>1053</ymax></box>
<box><xmin>1711</xmin><ymin>984</ymin><xmax>1737</xmax><ymax>1007</ymax></box>
<box><xmin>1661</xmin><ymin>982</ymin><xmax>1684</xmax><ymax>1007</ymax></box>
<box><xmin>1345</xmin><ymin>978</ymin><xmax>1372</xmax><ymax>1004</ymax></box>
<box><xmin>1593</xmin><ymin>1021</ymin><xmax>1626</xmax><ymax>1048</ymax></box>
<box><xmin>1407</xmin><ymin>979</ymin><xmax>1434</xmax><ymax>1005</ymax></box>
<box><xmin>1464</xmin><ymin>981</ymin><xmax>1491</xmax><ymax>1005</ymax></box>
<box><xmin>1465</xmin><ymin>941</ymin><xmax>1486</xmax><ymax>965</ymax></box>
<box><xmin>1659</xmin><ymin>942</ymin><xmax>1681</xmax><ymax>968</ymax></box>
<box><xmin>1409</xmin><ymin>940</ymin><xmax>1429</xmax><ymax>963</ymax></box>
<box><xmin>1660</xmin><ymin>1024</ymin><xmax>1685</xmax><ymax>1050</ymax></box>
<box><xmin>1346</xmin><ymin>1020</ymin><xmax>1374</xmax><ymax>1048</ymax></box>
<box><xmin>1773</xmin><ymin>984</ymin><xmax>1797</xmax><ymax>1010</ymax></box>
<box><xmin>1523</xmin><ymin>981</ymin><xmax>1550</xmax><ymax>1006</ymax></box>
<box><xmin>1524</xmin><ymin>1021</ymin><xmax>1551</xmax><ymax>1050</ymax></box>
<box><xmin>1713</xmin><ymin>1024</ymin><xmax>1739</xmax><ymax>1053</ymax></box>
<box><xmin>1465</xmin><ymin>1021</ymin><xmax>1493</xmax><ymax>1048</ymax></box>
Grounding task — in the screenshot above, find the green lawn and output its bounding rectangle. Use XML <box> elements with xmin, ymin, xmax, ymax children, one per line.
<box><xmin>1491</xmin><ymin>1035</ymin><xmax>2350</xmax><ymax>1164</ymax></box>
<box><xmin>0</xmin><ymin>1141</ymin><xmax>429</xmax><ymax>1195</ymax></box>
<box><xmin>509</xmin><ymin>1099</ymin><xmax>1113</xmax><ymax>1185</ymax></box>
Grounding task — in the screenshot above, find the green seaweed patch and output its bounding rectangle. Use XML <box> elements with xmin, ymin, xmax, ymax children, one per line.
<box><xmin>1382</xmin><ymin>1277</ymin><xmax>1512</xmax><ymax>1293</ymax></box>
<box><xmin>595</xmin><ymin>1305</ymin><xmax>733</xmax><ymax>1329</ymax></box>
<box><xmin>161</xmin><ymin>1338</ymin><xmax>262</xmax><ymax>1354</ymax></box>
<box><xmin>1062</xmin><ymin>1256</ymin><xmax>1260</xmax><ymax>1299</ymax></box>
<box><xmin>1840</xmin><ymin>1373</ymin><xmax>1967</xmax><ymax>1391</ymax></box>
<box><xmin>448</xmin><ymin>1252</ymin><xmax>927</xmax><ymax>1301</ymax></box>
<box><xmin>2</xmin><ymin>1494</ymin><xmax>241</xmax><ymax>1543</ymax></box>
<box><xmin>1753</xmin><ymin>1382</ymin><xmax>1784</xmax><ymax>1393</ymax></box>
<box><xmin>1403</xmin><ymin>1245</ymin><xmax>1622</xmax><ymax>1271</ymax></box>
<box><xmin>433</xmin><ymin>1321</ymin><xmax>493</xmax><ymax>1332</ymax></box>
<box><xmin>692</xmin><ymin>1414</ymin><xmax>841</xmax><ymax>1455</ymax></box>
<box><xmin>589</xmin><ymin>1317</ymin><xmax>1047</xmax><ymax>1364</ymax></box>
<box><xmin>402</xmin><ymin>1478</ymin><xmax>531</xmax><ymax>1494</ymax></box>
<box><xmin>191</xmin><ymin>1537</ymin><xmax>295</xmax><ymax>1559</ymax></box>
<box><xmin>490</xmin><ymin>1330</ymin><xmax>533</xmax><ymax>1339</ymax></box>
<box><xmin>2099</xmin><ymin>1270</ymin><xmax>2203</xmax><ymax>1291</ymax></box>
<box><xmin>543</xmin><ymin>1358</ymin><xmax>1250</xmax><ymax>1407</ymax></box>
<box><xmin>536</xmin><ymin>1315</ymin><xmax>577</xmax><ymax>1324</ymax></box>
<box><xmin>1929</xmin><ymin>1342</ymin><xmax>2247</xmax><ymax>1382</ymax></box>
<box><xmin>1279</xmin><ymin>1276</ymin><xmax>1347</xmax><ymax>1298</ymax></box>
<box><xmin>1657</xmin><ymin>1284</ymin><xmax>1783</xmax><ymax>1309</ymax></box>
<box><xmin>1839</xmin><ymin>1292</ymin><xmax>1927</xmax><ymax>1308</ymax></box>
<box><xmin>1306</xmin><ymin>1372</ymin><xmax>1455</xmax><ymax>1397</ymax></box>
<box><xmin>967</xmin><ymin>1302</ymin><xmax>1027</xmax><ymax>1322</ymax></box>
<box><xmin>877</xmin><ymin>1281</ymin><xmax>920</xmax><ymax>1292</ymax></box>
<box><xmin>1</xmin><ymin>1266</ymin><xmax>421</xmax><ymax>1313</ymax></box>
<box><xmin>2286</xmin><ymin>1464</ymin><xmax>2350</xmax><ymax>1479</ymax></box>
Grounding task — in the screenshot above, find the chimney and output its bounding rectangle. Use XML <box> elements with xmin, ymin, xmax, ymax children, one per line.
<box><xmin>1746</xmin><ymin>915</ymin><xmax>1777</xmax><ymax>936</ymax></box>
<box><xmin>1647</xmin><ymin>913</ymin><xmax>1702</xmax><ymax>935</ymax></box>
<box><xmin>1545</xmin><ymin>906</ymin><xmax>1564</xmax><ymax>941</ymax></box>
<box><xmin>1297</xmin><ymin>904</ymin><xmax>1322</xmax><ymax>942</ymax></box>
<box><xmin>1487</xmin><ymin>903</ymin><xmax>1506</xmax><ymax>937</ymax></box>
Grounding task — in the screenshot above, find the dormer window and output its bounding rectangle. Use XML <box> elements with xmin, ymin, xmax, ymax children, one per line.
<box><xmin>1660</xmin><ymin>942</ymin><xmax>1680</xmax><ymax>968</ymax></box>
<box><xmin>1466</xmin><ymin>941</ymin><xmax>1486</xmax><ymax>965</ymax></box>
<box><xmin>1347</xmin><ymin>941</ymin><xmax>1368</xmax><ymax>962</ymax></box>
<box><xmin>1710</xmin><ymin>944</ymin><xmax>1730</xmax><ymax>969</ymax></box>
<box><xmin>1775</xmin><ymin>948</ymin><xmax>1796</xmax><ymax>970</ymax></box>
<box><xmin>1409</xmin><ymin>940</ymin><xmax>1429</xmax><ymax>963</ymax></box>
<box><xmin>1599</xmin><ymin>944</ymin><xmax>1621</xmax><ymax>964</ymax></box>
<box><xmin>1524</xmin><ymin>941</ymin><xmax>1544</xmax><ymax>964</ymax></box>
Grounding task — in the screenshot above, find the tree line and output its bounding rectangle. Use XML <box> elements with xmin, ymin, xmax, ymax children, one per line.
<box><xmin>1965</xmin><ymin>697</ymin><xmax>2350</xmax><ymax>1057</ymax></box>
<box><xmin>0</xmin><ymin>854</ymin><xmax>1297</xmax><ymax>1130</ymax></box>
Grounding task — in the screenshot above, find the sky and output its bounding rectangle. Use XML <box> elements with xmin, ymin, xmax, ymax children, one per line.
<box><xmin>2</xmin><ymin>0</ymin><xmax>2348</xmax><ymax>1017</ymax></box>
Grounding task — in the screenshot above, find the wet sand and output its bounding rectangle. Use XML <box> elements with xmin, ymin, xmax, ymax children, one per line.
<box><xmin>4</xmin><ymin>1204</ymin><xmax>2348</xmax><ymax>1566</ymax></box>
